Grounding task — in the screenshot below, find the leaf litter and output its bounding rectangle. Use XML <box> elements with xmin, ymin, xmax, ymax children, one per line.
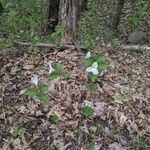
<box><xmin>0</xmin><ymin>48</ymin><xmax>150</xmax><ymax>150</ymax></box>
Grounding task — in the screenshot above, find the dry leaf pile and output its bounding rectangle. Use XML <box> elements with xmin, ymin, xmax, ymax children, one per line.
<box><xmin>0</xmin><ymin>48</ymin><xmax>149</xmax><ymax>150</ymax></box>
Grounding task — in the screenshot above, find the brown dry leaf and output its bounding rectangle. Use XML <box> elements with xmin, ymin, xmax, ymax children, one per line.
<box><xmin>114</xmin><ymin>108</ymin><xmax>127</xmax><ymax>127</ymax></box>
<box><xmin>11</xmin><ymin>138</ymin><xmax>22</xmax><ymax>150</ymax></box>
<box><xmin>1</xmin><ymin>142</ymin><xmax>11</xmax><ymax>150</ymax></box>
<box><xmin>72</xmin><ymin>102</ymin><xmax>79</xmax><ymax>114</ymax></box>
<box><xmin>21</xmin><ymin>135</ymin><xmax>31</xmax><ymax>150</ymax></box>
<box><xmin>53</xmin><ymin>139</ymin><xmax>71</xmax><ymax>150</ymax></box>
<box><xmin>23</xmin><ymin>64</ymin><xmax>34</xmax><ymax>70</ymax></box>
<box><xmin>109</xmin><ymin>142</ymin><xmax>121</xmax><ymax>150</ymax></box>
<box><xmin>130</xmin><ymin>122</ymin><xmax>139</xmax><ymax>133</ymax></box>
<box><xmin>0</xmin><ymin>46</ymin><xmax>149</xmax><ymax>149</ymax></box>
<box><xmin>93</xmin><ymin>102</ymin><xmax>106</xmax><ymax>116</ymax></box>
<box><xmin>26</xmin><ymin>101</ymin><xmax>39</xmax><ymax>115</ymax></box>
<box><xmin>46</xmin><ymin>105</ymin><xmax>58</xmax><ymax>119</ymax></box>
<box><xmin>103</xmin><ymin>83</ymin><xmax>115</xmax><ymax>96</ymax></box>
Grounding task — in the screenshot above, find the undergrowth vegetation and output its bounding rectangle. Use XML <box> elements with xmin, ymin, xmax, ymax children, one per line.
<box><xmin>25</xmin><ymin>51</ymin><xmax>107</xmax><ymax>100</ymax></box>
<box><xmin>0</xmin><ymin>0</ymin><xmax>149</xmax><ymax>49</ymax></box>
<box><xmin>78</xmin><ymin>0</ymin><xmax>149</xmax><ymax>45</ymax></box>
<box><xmin>0</xmin><ymin>0</ymin><xmax>43</xmax><ymax>40</ymax></box>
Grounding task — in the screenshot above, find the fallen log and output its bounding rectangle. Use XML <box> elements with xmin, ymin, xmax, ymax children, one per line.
<box><xmin>120</xmin><ymin>44</ymin><xmax>150</xmax><ymax>51</ymax></box>
<box><xmin>15</xmin><ymin>41</ymin><xmax>76</xmax><ymax>50</ymax></box>
<box><xmin>15</xmin><ymin>41</ymin><xmax>150</xmax><ymax>51</ymax></box>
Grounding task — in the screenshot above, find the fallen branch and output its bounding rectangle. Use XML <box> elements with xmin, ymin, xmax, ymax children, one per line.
<box><xmin>120</xmin><ymin>44</ymin><xmax>150</xmax><ymax>51</ymax></box>
<box><xmin>15</xmin><ymin>41</ymin><xmax>76</xmax><ymax>50</ymax></box>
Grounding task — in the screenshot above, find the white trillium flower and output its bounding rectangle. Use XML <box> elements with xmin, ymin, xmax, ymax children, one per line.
<box><xmin>86</xmin><ymin>62</ymin><xmax>99</xmax><ymax>75</ymax></box>
<box><xmin>31</xmin><ymin>32</ymin><xmax>34</xmax><ymax>36</ymax></box>
<box><xmin>30</xmin><ymin>75</ymin><xmax>38</xmax><ymax>85</ymax></box>
<box><xmin>48</xmin><ymin>62</ymin><xmax>54</xmax><ymax>74</ymax></box>
<box><xmin>85</xmin><ymin>51</ymin><xmax>91</xmax><ymax>58</ymax></box>
<box><xmin>10</xmin><ymin>128</ymin><xmax>15</xmax><ymax>134</ymax></box>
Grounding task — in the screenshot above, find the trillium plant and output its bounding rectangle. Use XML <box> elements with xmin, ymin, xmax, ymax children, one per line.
<box><xmin>24</xmin><ymin>52</ymin><xmax>106</xmax><ymax>102</ymax></box>
<box><xmin>25</xmin><ymin>75</ymin><xmax>49</xmax><ymax>102</ymax></box>
<box><xmin>83</xmin><ymin>51</ymin><xmax>107</xmax><ymax>90</ymax></box>
<box><xmin>25</xmin><ymin>62</ymin><xmax>70</xmax><ymax>102</ymax></box>
<box><xmin>86</xmin><ymin>62</ymin><xmax>99</xmax><ymax>75</ymax></box>
<box><xmin>49</xmin><ymin>62</ymin><xmax>70</xmax><ymax>80</ymax></box>
<box><xmin>30</xmin><ymin>75</ymin><xmax>38</xmax><ymax>85</ymax></box>
<box><xmin>85</xmin><ymin>51</ymin><xmax>91</xmax><ymax>58</ymax></box>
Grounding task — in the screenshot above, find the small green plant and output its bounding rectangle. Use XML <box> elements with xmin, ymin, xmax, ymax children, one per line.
<box><xmin>25</xmin><ymin>75</ymin><xmax>49</xmax><ymax>102</ymax></box>
<box><xmin>10</xmin><ymin>127</ymin><xmax>24</xmax><ymax>138</ymax></box>
<box><xmin>84</xmin><ymin>53</ymin><xmax>107</xmax><ymax>70</ymax></box>
<box><xmin>80</xmin><ymin>37</ymin><xmax>96</xmax><ymax>50</ymax></box>
<box><xmin>51</xmin><ymin>115</ymin><xmax>60</xmax><ymax>124</ymax></box>
<box><xmin>86</xmin><ymin>143</ymin><xmax>95</xmax><ymax>150</ymax></box>
<box><xmin>27</xmin><ymin>46</ymin><xmax>38</xmax><ymax>55</ymax></box>
<box><xmin>85</xmin><ymin>82</ymin><xmax>98</xmax><ymax>91</ymax></box>
<box><xmin>126</xmin><ymin>16</ymin><xmax>140</xmax><ymax>29</ymax></box>
<box><xmin>0</xmin><ymin>0</ymin><xmax>43</xmax><ymax>41</ymax></box>
<box><xmin>89</xmin><ymin>126</ymin><xmax>98</xmax><ymax>133</ymax></box>
<box><xmin>81</xmin><ymin>105</ymin><xmax>94</xmax><ymax>118</ymax></box>
<box><xmin>50</xmin><ymin>26</ymin><xmax>65</xmax><ymax>43</ymax></box>
<box><xmin>25</xmin><ymin>84</ymin><xmax>49</xmax><ymax>102</ymax></box>
<box><xmin>0</xmin><ymin>39</ymin><xmax>12</xmax><ymax>49</ymax></box>
<box><xmin>83</xmin><ymin>52</ymin><xmax>107</xmax><ymax>90</ymax></box>
<box><xmin>131</xmin><ymin>134</ymin><xmax>149</xmax><ymax>150</ymax></box>
<box><xmin>49</xmin><ymin>63</ymin><xmax>70</xmax><ymax>80</ymax></box>
<box><xmin>111</xmin><ymin>126</ymin><xmax>120</xmax><ymax>134</ymax></box>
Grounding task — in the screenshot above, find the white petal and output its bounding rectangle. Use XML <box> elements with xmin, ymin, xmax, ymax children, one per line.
<box><xmin>30</xmin><ymin>75</ymin><xmax>38</xmax><ymax>85</ymax></box>
<box><xmin>48</xmin><ymin>63</ymin><xmax>54</xmax><ymax>74</ymax></box>
<box><xmin>85</xmin><ymin>52</ymin><xmax>91</xmax><ymax>58</ymax></box>
<box><xmin>91</xmin><ymin>68</ymin><xmax>99</xmax><ymax>75</ymax></box>
<box><xmin>92</xmin><ymin>62</ymin><xmax>98</xmax><ymax>68</ymax></box>
<box><xmin>86</xmin><ymin>67</ymin><xmax>93</xmax><ymax>73</ymax></box>
<box><xmin>49</xmin><ymin>69</ymin><xmax>54</xmax><ymax>74</ymax></box>
<box><xmin>48</xmin><ymin>62</ymin><xmax>52</xmax><ymax>68</ymax></box>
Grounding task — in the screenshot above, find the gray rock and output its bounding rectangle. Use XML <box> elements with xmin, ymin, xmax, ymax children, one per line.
<box><xmin>128</xmin><ymin>31</ymin><xmax>150</xmax><ymax>44</ymax></box>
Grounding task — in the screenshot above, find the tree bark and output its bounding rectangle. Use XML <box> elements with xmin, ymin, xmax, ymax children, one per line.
<box><xmin>59</xmin><ymin>0</ymin><xmax>81</xmax><ymax>44</ymax></box>
<box><xmin>45</xmin><ymin>0</ymin><xmax>83</xmax><ymax>44</ymax></box>
<box><xmin>0</xmin><ymin>2</ymin><xmax>4</xmax><ymax>16</ymax></box>
<box><xmin>46</xmin><ymin>0</ymin><xmax>60</xmax><ymax>33</ymax></box>
<box><xmin>112</xmin><ymin>0</ymin><xmax>125</xmax><ymax>29</ymax></box>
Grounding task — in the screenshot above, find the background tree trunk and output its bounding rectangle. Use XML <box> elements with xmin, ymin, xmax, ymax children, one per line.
<box><xmin>0</xmin><ymin>2</ymin><xmax>4</xmax><ymax>16</ymax></box>
<box><xmin>45</xmin><ymin>0</ymin><xmax>85</xmax><ymax>44</ymax></box>
<box><xmin>59</xmin><ymin>0</ymin><xmax>81</xmax><ymax>44</ymax></box>
<box><xmin>112</xmin><ymin>0</ymin><xmax>125</xmax><ymax>29</ymax></box>
<box><xmin>46</xmin><ymin>0</ymin><xmax>60</xmax><ymax>33</ymax></box>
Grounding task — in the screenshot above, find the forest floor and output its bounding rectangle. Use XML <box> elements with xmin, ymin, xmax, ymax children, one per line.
<box><xmin>0</xmin><ymin>47</ymin><xmax>150</xmax><ymax>150</ymax></box>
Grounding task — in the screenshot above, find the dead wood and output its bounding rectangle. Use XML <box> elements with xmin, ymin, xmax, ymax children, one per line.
<box><xmin>120</xmin><ymin>44</ymin><xmax>150</xmax><ymax>51</ymax></box>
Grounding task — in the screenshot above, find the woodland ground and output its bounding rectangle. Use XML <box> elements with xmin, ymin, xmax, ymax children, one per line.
<box><xmin>0</xmin><ymin>47</ymin><xmax>149</xmax><ymax>150</ymax></box>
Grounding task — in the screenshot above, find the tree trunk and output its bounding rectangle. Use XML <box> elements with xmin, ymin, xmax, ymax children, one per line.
<box><xmin>0</xmin><ymin>2</ymin><xmax>4</xmax><ymax>16</ymax></box>
<box><xmin>46</xmin><ymin>0</ymin><xmax>60</xmax><ymax>33</ymax></box>
<box><xmin>59</xmin><ymin>0</ymin><xmax>81</xmax><ymax>44</ymax></box>
<box><xmin>112</xmin><ymin>0</ymin><xmax>125</xmax><ymax>29</ymax></box>
<box><xmin>45</xmin><ymin>0</ymin><xmax>83</xmax><ymax>44</ymax></box>
<box><xmin>81</xmin><ymin>0</ymin><xmax>88</xmax><ymax>12</ymax></box>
